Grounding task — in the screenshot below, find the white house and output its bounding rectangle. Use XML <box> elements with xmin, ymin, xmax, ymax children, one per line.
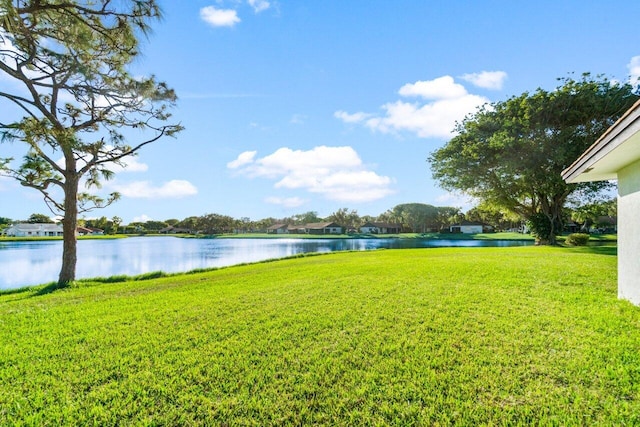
<box><xmin>76</xmin><ymin>226</ymin><xmax>104</xmax><ymax>236</ymax></box>
<box><xmin>360</xmin><ymin>222</ymin><xmax>402</xmax><ymax>234</ymax></box>
<box><xmin>449</xmin><ymin>221</ymin><xmax>485</xmax><ymax>234</ymax></box>
<box><xmin>562</xmin><ymin>99</ymin><xmax>640</xmax><ymax>305</ymax></box>
<box><xmin>5</xmin><ymin>223</ymin><xmax>63</xmax><ymax>237</ymax></box>
<box><xmin>266</xmin><ymin>224</ymin><xmax>289</xmax><ymax>234</ymax></box>
<box><xmin>305</xmin><ymin>222</ymin><xmax>343</xmax><ymax>235</ymax></box>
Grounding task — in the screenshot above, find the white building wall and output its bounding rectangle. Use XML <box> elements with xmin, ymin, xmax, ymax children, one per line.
<box><xmin>460</xmin><ymin>225</ymin><xmax>483</xmax><ymax>234</ymax></box>
<box><xmin>617</xmin><ymin>160</ymin><xmax>640</xmax><ymax>305</ymax></box>
<box><xmin>5</xmin><ymin>224</ymin><xmax>63</xmax><ymax>237</ymax></box>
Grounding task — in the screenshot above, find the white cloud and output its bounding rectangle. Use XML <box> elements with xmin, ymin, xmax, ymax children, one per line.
<box><xmin>334</xmin><ymin>110</ymin><xmax>372</xmax><ymax>123</ymax></box>
<box><xmin>628</xmin><ymin>56</ymin><xmax>640</xmax><ymax>85</ymax></box>
<box><xmin>113</xmin><ymin>180</ymin><xmax>198</xmax><ymax>199</ymax></box>
<box><xmin>436</xmin><ymin>192</ymin><xmax>476</xmax><ymax>211</ymax></box>
<box><xmin>111</xmin><ymin>155</ymin><xmax>149</xmax><ymax>173</ymax></box>
<box><xmin>228</xmin><ymin>146</ymin><xmax>395</xmax><ymax>203</ymax></box>
<box><xmin>200</xmin><ymin>6</ymin><xmax>241</xmax><ymax>27</ymax></box>
<box><xmin>265</xmin><ymin>196</ymin><xmax>306</xmax><ymax>208</ymax></box>
<box><xmin>132</xmin><ymin>214</ymin><xmax>152</xmax><ymax>223</ymax></box>
<box><xmin>248</xmin><ymin>0</ymin><xmax>270</xmax><ymax>13</ymax></box>
<box><xmin>56</xmin><ymin>148</ymin><xmax>149</xmax><ymax>173</ymax></box>
<box><xmin>308</xmin><ymin>170</ymin><xmax>394</xmax><ymax>202</ymax></box>
<box><xmin>460</xmin><ymin>71</ymin><xmax>508</xmax><ymax>90</ymax></box>
<box><xmin>0</xmin><ymin>31</ymin><xmax>50</xmax><ymax>82</ymax></box>
<box><xmin>0</xmin><ymin>175</ymin><xmax>15</xmax><ymax>191</ymax></box>
<box><xmin>336</xmin><ymin>74</ymin><xmax>493</xmax><ymax>139</ymax></box>
<box><xmin>290</xmin><ymin>114</ymin><xmax>306</xmax><ymax>124</ymax></box>
<box><xmin>365</xmin><ymin>94</ymin><xmax>487</xmax><ymax>139</ymax></box>
<box><xmin>398</xmin><ymin>76</ymin><xmax>467</xmax><ymax>99</ymax></box>
<box><xmin>227</xmin><ymin>150</ymin><xmax>257</xmax><ymax>169</ymax></box>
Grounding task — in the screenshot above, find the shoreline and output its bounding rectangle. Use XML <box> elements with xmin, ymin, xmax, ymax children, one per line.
<box><xmin>0</xmin><ymin>231</ymin><xmax>618</xmax><ymax>243</ymax></box>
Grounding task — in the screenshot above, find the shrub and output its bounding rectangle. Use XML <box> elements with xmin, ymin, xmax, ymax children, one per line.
<box><xmin>565</xmin><ymin>233</ymin><xmax>590</xmax><ymax>246</ymax></box>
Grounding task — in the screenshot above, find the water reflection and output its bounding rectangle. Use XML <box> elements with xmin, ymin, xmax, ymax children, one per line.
<box><xmin>0</xmin><ymin>236</ymin><xmax>533</xmax><ymax>289</ymax></box>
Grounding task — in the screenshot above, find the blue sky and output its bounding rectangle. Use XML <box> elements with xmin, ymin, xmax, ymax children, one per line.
<box><xmin>2</xmin><ymin>0</ymin><xmax>640</xmax><ymax>223</ymax></box>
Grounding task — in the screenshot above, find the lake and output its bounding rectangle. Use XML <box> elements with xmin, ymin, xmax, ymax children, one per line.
<box><xmin>0</xmin><ymin>236</ymin><xmax>534</xmax><ymax>290</ymax></box>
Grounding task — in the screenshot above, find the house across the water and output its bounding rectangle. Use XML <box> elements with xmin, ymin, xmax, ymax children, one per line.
<box><xmin>304</xmin><ymin>222</ymin><xmax>343</xmax><ymax>235</ymax></box>
<box><xmin>449</xmin><ymin>221</ymin><xmax>492</xmax><ymax>234</ymax></box>
<box><xmin>4</xmin><ymin>223</ymin><xmax>63</xmax><ymax>237</ymax></box>
<box><xmin>76</xmin><ymin>226</ymin><xmax>104</xmax><ymax>236</ymax></box>
<box><xmin>359</xmin><ymin>222</ymin><xmax>402</xmax><ymax>234</ymax></box>
<box><xmin>266</xmin><ymin>222</ymin><xmax>344</xmax><ymax>235</ymax></box>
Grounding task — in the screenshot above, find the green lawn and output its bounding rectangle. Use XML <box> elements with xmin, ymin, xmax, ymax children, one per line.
<box><xmin>1</xmin><ymin>246</ymin><xmax>638</xmax><ymax>425</ymax></box>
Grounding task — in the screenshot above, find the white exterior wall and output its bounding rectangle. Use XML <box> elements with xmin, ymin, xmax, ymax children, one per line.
<box><xmin>460</xmin><ymin>225</ymin><xmax>483</xmax><ymax>234</ymax></box>
<box><xmin>617</xmin><ymin>160</ymin><xmax>640</xmax><ymax>305</ymax></box>
<box><xmin>5</xmin><ymin>224</ymin><xmax>63</xmax><ymax>237</ymax></box>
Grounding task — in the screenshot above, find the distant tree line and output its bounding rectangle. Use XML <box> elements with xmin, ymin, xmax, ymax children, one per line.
<box><xmin>1</xmin><ymin>199</ymin><xmax>617</xmax><ymax>236</ymax></box>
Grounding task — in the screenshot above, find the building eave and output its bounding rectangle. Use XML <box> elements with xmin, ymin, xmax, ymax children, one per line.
<box><xmin>562</xmin><ymin>99</ymin><xmax>640</xmax><ymax>183</ymax></box>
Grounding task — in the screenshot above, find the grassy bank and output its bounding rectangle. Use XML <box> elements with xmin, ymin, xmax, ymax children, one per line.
<box><xmin>1</xmin><ymin>246</ymin><xmax>638</xmax><ymax>425</ymax></box>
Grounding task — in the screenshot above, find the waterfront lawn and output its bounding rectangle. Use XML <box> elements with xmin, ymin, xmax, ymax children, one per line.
<box><xmin>1</xmin><ymin>246</ymin><xmax>638</xmax><ymax>425</ymax></box>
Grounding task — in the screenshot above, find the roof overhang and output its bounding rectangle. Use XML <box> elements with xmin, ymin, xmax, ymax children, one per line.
<box><xmin>562</xmin><ymin>99</ymin><xmax>640</xmax><ymax>183</ymax></box>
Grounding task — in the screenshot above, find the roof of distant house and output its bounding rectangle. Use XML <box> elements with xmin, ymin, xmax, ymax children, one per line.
<box><xmin>362</xmin><ymin>221</ymin><xmax>401</xmax><ymax>228</ymax></box>
<box><xmin>266</xmin><ymin>223</ymin><xmax>288</xmax><ymax>230</ymax></box>
<box><xmin>304</xmin><ymin>222</ymin><xmax>340</xmax><ymax>229</ymax></box>
<box><xmin>9</xmin><ymin>222</ymin><xmax>62</xmax><ymax>231</ymax></box>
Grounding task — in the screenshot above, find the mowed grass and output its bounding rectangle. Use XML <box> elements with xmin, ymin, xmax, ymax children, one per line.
<box><xmin>1</xmin><ymin>246</ymin><xmax>638</xmax><ymax>425</ymax></box>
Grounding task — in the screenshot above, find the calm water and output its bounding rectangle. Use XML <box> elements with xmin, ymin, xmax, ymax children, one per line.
<box><xmin>0</xmin><ymin>236</ymin><xmax>533</xmax><ymax>290</ymax></box>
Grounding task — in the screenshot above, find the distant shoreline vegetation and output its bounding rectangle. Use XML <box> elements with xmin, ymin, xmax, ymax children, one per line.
<box><xmin>0</xmin><ymin>232</ymin><xmax>618</xmax><ymax>243</ymax></box>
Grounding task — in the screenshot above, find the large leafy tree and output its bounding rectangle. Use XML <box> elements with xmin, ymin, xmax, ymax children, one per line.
<box><xmin>0</xmin><ymin>1</ymin><xmax>182</xmax><ymax>286</ymax></box>
<box><xmin>429</xmin><ymin>74</ymin><xmax>638</xmax><ymax>244</ymax></box>
<box><xmin>27</xmin><ymin>212</ymin><xmax>53</xmax><ymax>223</ymax></box>
<box><xmin>197</xmin><ymin>213</ymin><xmax>237</xmax><ymax>235</ymax></box>
<box><xmin>0</xmin><ymin>216</ymin><xmax>12</xmax><ymax>233</ymax></box>
<box><xmin>569</xmin><ymin>198</ymin><xmax>617</xmax><ymax>232</ymax></box>
<box><xmin>327</xmin><ymin>207</ymin><xmax>360</xmax><ymax>230</ymax></box>
<box><xmin>292</xmin><ymin>211</ymin><xmax>322</xmax><ymax>225</ymax></box>
<box><xmin>379</xmin><ymin>203</ymin><xmax>439</xmax><ymax>233</ymax></box>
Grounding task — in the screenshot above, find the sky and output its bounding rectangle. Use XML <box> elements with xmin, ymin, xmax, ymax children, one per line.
<box><xmin>2</xmin><ymin>0</ymin><xmax>640</xmax><ymax>224</ymax></box>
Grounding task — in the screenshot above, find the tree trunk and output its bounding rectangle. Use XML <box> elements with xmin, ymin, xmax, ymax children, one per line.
<box><xmin>530</xmin><ymin>194</ymin><xmax>560</xmax><ymax>246</ymax></box>
<box><xmin>58</xmin><ymin>177</ymin><xmax>79</xmax><ymax>287</ymax></box>
<box><xmin>541</xmin><ymin>196</ymin><xmax>566</xmax><ymax>246</ymax></box>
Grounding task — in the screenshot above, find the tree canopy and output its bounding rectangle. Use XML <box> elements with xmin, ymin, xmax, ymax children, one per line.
<box><xmin>0</xmin><ymin>0</ymin><xmax>182</xmax><ymax>286</ymax></box>
<box><xmin>429</xmin><ymin>74</ymin><xmax>638</xmax><ymax>244</ymax></box>
<box><xmin>27</xmin><ymin>212</ymin><xmax>53</xmax><ymax>223</ymax></box>
<box><xmin>568</xmin><ymin>198</ymin><xmax>617</xmax><ymax>232</ymax></box>
<box><xmin>378</xmin><ymin>203</ymin><xmax>460</xmax><ymax>232</ymax></box>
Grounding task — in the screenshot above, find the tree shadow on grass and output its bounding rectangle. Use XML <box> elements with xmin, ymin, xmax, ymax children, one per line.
<box><xmin>33</xmin><ymin>282</ymin><xmax>68</xmax><ymax>296</ymax></box>
<box><xmin>0</xmin><ymin>281</ymin><xmax>61</xmax><ymax>302</ymax></box>
<box><xmin>567</xmin><ymin>245</ymin><xmax>617</xmax><ymax>256</ymax></box>
<box><xmin>1</xmin><ymin>271</ymin><xmax>171</xmax><ymax>300</ymax></box>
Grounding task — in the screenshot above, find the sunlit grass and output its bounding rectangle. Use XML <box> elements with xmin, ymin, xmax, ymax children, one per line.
<box><xmin>1</xmin><ymin>246</ymin><xmax>638</xmax><ymax>425</ymax></box>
